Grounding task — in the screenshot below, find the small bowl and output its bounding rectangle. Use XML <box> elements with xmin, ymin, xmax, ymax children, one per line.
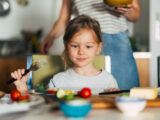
<box><xmin>115</xmin><ymin>96</ymin><xmax>146</xmax><ymax>116</ymax></box>
<box><xmin>104</xmin><ymin>0</ymin><xmax>132</xmax><ymax>7</ymax></box>
<box><xmin>60</xmin><ymin>99</ymin><xmax>92</xmax><ymax>118</ymax></box>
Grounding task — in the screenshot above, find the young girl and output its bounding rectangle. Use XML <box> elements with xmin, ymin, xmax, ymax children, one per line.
<box><xmin>11</xmin><ymin>15</ymin><xmax>119</xmax><ymax>94</ymax></box>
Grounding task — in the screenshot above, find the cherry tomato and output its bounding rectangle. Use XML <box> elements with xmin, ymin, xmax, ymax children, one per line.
<box><xmin>18</xmin><ymin>95</ymin><xmax>30</xmax><ymax>102</ymax></box>
<box><xmin>79</xmin><ymin>88</ymin><xmax>92</xmax><ymax>98</ymax></box>
<box><xmin>10</xmin><ymin>90</ymin><xmax>21</xmax><ymax>101</ymax></box>
<box><xmin>46</xmin><ymin>90</ymin><xmax>57</xmax><ymax>94</ymax></box>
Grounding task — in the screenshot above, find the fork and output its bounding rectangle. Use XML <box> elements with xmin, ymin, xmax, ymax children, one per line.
<box><xmin>7</xmin><ymin>59</ymin><xmax>46</xmax><ymax>84</ymax></box>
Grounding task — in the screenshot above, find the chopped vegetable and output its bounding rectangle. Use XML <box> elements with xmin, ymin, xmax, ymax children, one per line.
<box><xmin>79</xmin><ymin>88</ymin><xmax>92</xmax><ymax>98</ymax></box>
<box><xmin>56</xmin><ymin>88</ymin><xmax>66</xmax><ymax>98</ymax></box>
<box><xmin>10</xmin><ymin>90</ymin><xmax>21</xmax><ymax>101</ymax></box>
<box><xmin>64</xmin><ymin>94</ymin><xmax>75</xmax><ymax>100</ymax></box>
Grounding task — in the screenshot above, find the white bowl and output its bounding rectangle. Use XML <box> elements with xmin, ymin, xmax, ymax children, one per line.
<box><xmin>115</xmin><ymin>96</ymin><xmax>146</xmax><ymax>116</ymax></box>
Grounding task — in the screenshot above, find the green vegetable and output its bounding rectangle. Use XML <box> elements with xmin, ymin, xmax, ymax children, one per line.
<box><xmin>64</xmin><ymin>94</ymin><xmax>75</xmax><ymax>100</ymax></box>
<box><xmin>35</xmin><ymin>82</ymin><xmax>48</xmax><ymax>91</ymax></box>
<box><xmin>120</xmin><ymin>93</ymin><xmax>129</xmax><ymax>96</ymax></box>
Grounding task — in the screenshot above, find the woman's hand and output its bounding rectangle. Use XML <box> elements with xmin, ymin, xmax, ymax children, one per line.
<box><xmin>41</xmin><ymin>36</ymin><xmax>54</xmax><ymax>54</ymax></box>
<box><xmin>104</xmin><ymin>88</ymin><xmax>120</xmax><ymax>92</ymax></box>
<box><xmin>114</xmin><ymin>0</ymin><xmax>140</xmax><ymax>22</ymax></box>
<box><xmin>115</xmin><ymin>4</ymin><xmax>133</xmax><ymax>14</ymax></box>
<box><xmin>40</xmin><ymin>0</ymin><xmax>72</xmax><ymax>54</ymax></box>
<box><xmin>11</xmin><ymin>69</ymin><xmax>29</xmax><ymax>94</ymax></box>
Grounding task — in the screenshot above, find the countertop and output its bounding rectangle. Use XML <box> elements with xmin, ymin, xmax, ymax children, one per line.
<box><xmin>133</xmin><ymin>52</ymin><xmax>151</xmax><ymax>58</ymax></box>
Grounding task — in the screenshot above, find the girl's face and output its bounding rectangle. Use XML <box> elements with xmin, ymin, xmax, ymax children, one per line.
<box><xmin>67</xmin><ymin>28</ymin><xmax>102</xmax><ymax>68</ymax></box>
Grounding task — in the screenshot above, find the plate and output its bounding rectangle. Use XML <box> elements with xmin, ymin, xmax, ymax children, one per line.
<box><xmin>0</xmin><ymin>94</ymin><xmax>45</xmax><ymax>114</ymax></box>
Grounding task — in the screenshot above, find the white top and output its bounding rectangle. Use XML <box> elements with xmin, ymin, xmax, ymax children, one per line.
<box><xmin>73</xmin><ymin>0</ymin><xmax>128</xmax><ymax>34</ymax></box>
<box><xmin>48</xmin><ymin>68</ymin><xmax>118</xmax><ymax>94</ymax></box>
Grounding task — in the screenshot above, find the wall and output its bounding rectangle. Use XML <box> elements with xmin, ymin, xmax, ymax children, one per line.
<box><xmin>0</xmin><ymin>0</ymin><xmax>63</xmax><ymax>55</ymax></box>
<box><xmin>150</xmin><ymin>0</ymin><xmax>160</xmax><ymax>87</ymax></box>
<box><xmin>133</xmin><ymin>0</ymin><xmax>149</xmax><ymax>51</ymax></box>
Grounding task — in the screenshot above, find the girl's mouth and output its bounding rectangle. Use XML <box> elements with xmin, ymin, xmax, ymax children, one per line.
<box><xmin>77</xmin><ymin>58</ymin><xmax>86</xmax><ymax>62</ymax></box>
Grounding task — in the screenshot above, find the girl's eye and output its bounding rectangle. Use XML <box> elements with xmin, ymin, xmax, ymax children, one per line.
<box><xmin>71</xmin><ymin>45</ymin><xmax>78</xmax><ymax>48</ymax></box>
<box><xmin>86</xmin><ymin>45</ymin><xmax>92</xmax><ymax>48</ymax></box>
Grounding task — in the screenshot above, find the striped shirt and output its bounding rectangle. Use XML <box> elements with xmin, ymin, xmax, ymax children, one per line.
<box><xmin>73</xmin><ymin>0</ymin><xmax>128</xmax><ymax>34</ymax></box>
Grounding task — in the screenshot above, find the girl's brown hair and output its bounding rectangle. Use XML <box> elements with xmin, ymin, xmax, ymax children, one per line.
<box><xmin>62</xmin><ymin>15</ymin><xmax>102</xmax><ymax>69</ymax></box>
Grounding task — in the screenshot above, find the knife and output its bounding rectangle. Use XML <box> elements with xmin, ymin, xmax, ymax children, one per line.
<box><xmin>99</xmin><ymin>90</ymin><xmax>130</xmax><ymax>95</ymax></box>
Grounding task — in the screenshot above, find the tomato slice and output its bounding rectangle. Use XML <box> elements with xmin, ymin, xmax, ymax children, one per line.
<box><xmin>46</xmin><ymin>90</ymin><xmax>57</xmax><ymax>94</ymax></box>
<box><xmin>18</xmin><ymin>95</ymin><xmax>30</xmax><ymax>102</ymax></box>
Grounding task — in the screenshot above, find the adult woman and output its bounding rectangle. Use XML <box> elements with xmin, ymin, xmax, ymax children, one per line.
<box><xmin>41</xmin><ymin>0</ymin><xmax>140</xmax><ymax>90</ymax></box>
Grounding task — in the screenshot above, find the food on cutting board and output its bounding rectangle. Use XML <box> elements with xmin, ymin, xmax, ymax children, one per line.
<box><xmin>46</xmin><ymin>88</ymin><xmax>57</xmax><ymax>94</ymax></box>
<box><xmin>78</xmin><ymin>88</ymin><xmax>92</xmax><ymax>98</ymax></box>
<box><xmin>64</xmin><ymin>94</ymin><xmax>75</xmax><ymax>100</ymax></box>
<box><xmin>56</xmin><ymin>88</ymin><xmax>75</xmax><ymax>100</ymax></box>
<box><xmin>0</xmin><ymin>91</ymin><xmax>5</xmax><ymax>98</ymax></box>
<box><xmin>56</xmin><ymin>88</ymin><xmax>66</xmax><ymax>99</ymax></box>
<box><xmin>104</xmin><ymin>0</ymin><xmax>132</xmax><ymax>7</ymax></box>
<box><xmin>130</xmin><ymin>87</ymin><xmax>158</xmax><ymax>100</ymax></box>
<box><xmin>54</xmin><ymin>88</ymin><xmax>92</xmax><ymax>100</ymax></box>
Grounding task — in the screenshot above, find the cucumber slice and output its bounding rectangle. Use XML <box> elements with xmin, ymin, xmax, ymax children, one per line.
<box><xmin>56</xmin><ymin>88</ymin><xmax>66</xmax><ymax>98</ymax></box>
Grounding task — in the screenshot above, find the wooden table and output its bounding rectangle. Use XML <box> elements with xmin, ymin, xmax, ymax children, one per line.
<box><xmin>1</xmin><ymin>104</ymin><xmax>160</xmax><ymax>120</ymax></box>
<box><xmin>1</xmin><ymin>93</ymin><xmax>160</xmax><ymax>120</ymax></box>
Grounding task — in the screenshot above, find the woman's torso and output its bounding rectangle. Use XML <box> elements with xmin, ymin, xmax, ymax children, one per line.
<box><xmin>73</xmin><ymin>0</ymin><xmax>128</xmax><ymax>34</ymax></box>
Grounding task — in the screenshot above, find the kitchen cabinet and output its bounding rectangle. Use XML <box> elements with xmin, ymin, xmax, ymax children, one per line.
<box><xmin>134</xmin><ymin>52</ymin><xmax>151</xmax><ymax>87</ymax></box>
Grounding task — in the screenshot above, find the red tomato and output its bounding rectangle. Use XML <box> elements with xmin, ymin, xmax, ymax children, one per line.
<box><xmin>79</xmin><ymin>88</ymin><xmax>92</xmax><ymax>98</ymax></box>
<box><xmin>18</xmin><ymin>95</ymin><xmax>30</xmax><ymax>102</ymax></box>
<box><xmin>46</xmin><ymin>90</ymin><xmax>57</xmax><ymax>94</ymax></box>
<box><xmin>10</xmin><ymin>90</ymin><xmax>21</xmax><ymax>101</ymax></box>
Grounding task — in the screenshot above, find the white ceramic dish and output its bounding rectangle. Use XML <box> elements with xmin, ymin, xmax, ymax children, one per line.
<box><xmin>115</xmin><ymin>96</ymin><xmax>146</xmax><ymax>116</ymax></box>
<box><xmin>0</xmin><ymin>94</ymin><xmax>45</xmax><ymax>114</ymax></box>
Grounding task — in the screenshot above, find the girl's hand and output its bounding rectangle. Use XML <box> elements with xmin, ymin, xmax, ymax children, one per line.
<box><xmin>11</xmin><ymin>69</ymin><xmax>29</xmax><ymax>94</ymax></box>
<box><xmin>104</xmin><ymin>88</ymin><xmax>120</xmax><ymax>92</ymax></box>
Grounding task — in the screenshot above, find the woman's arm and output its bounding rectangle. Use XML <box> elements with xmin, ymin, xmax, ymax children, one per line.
<box><xmin>41</xmin><ymin>0</ymin><xmax>72</xmax><ymax>54</ymax></box>
<box><xmin>115</xmin><ymin>0</ymin><xmax>140</xmax><ymax>22</ymax></box>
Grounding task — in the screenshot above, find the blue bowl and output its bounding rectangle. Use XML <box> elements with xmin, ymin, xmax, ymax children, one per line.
<box><xmin>60</xmin><ymin>99</ymin><xmax>92</xmax><ymax>118</ymax></box>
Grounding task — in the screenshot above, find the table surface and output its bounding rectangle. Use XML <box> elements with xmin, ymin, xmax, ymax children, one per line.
<box><xmin>1</xmin><ymin>103</ymin><xmax>160</xmax><ymax>120</ymax></box>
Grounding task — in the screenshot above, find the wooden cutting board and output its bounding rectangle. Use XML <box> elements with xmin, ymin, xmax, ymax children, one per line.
<box><xmin>88</xmin><ymin>94</ymin><xmax>160</xmax><ymax>109</ymax></box>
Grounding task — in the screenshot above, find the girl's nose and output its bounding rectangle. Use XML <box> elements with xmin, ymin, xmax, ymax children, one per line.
<box><xmin>78</xmin><ymin>47</ymin><xmax>84</xmax><ymax>55</ymax></box>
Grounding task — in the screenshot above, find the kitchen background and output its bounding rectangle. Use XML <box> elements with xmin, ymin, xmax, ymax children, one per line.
<box><xmin>0</xmin><ymin>0</ymin><xmax>159</xmax><ymax>88</ymax></box>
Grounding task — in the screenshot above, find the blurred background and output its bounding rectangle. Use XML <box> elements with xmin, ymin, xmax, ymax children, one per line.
<box><xmin>0</xmin><ymin>0</ymin><xmax>150</xmax><ymax>56</ymax></box>
<box><xmin>0</xmin><ymin>0</ymin><xmax>160</xmax><ymax>92</ymax></box>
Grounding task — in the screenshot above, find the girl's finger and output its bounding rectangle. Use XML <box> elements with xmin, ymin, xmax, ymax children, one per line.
<box><xmin>13</xmin><ymin>71</ymin><xmax>19</xmax><ymax>80</ymax></box>
<box><xmin>18</xmin><ymin>69</ymin><xmax>23</xmax><ymax>80</ymax></box>
<box><xmin>11</xmin><ymin>72</ymin><xmax>16</xmax><ymax>79</ymax></box>
<box><xmin>21</xmin><ymin>69</ymin><xmax>25</xmax><ymax>74</ymax></box>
